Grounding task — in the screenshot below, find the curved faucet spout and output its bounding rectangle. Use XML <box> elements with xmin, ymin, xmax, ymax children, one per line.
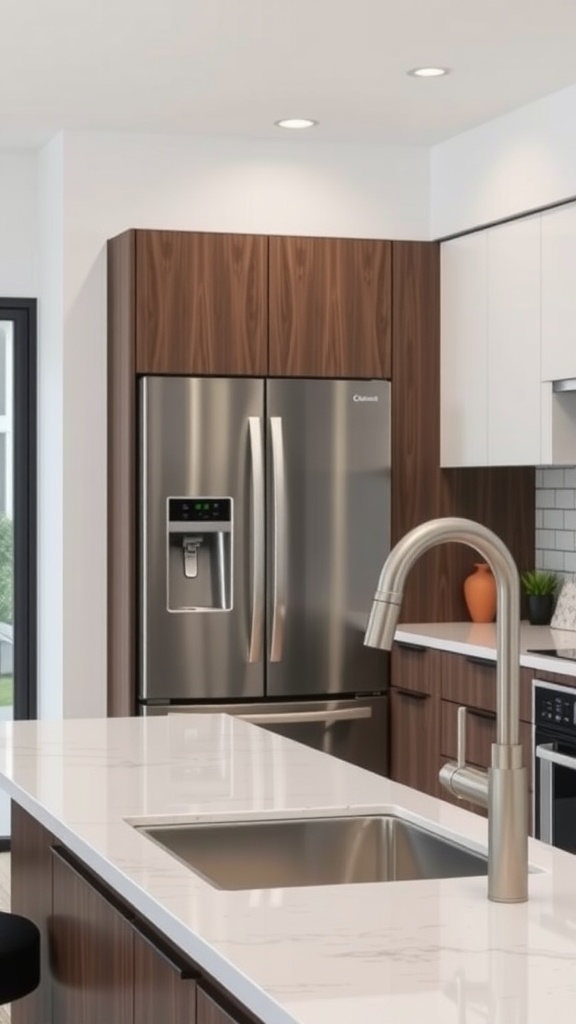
<box><xmin>365</xmin><ymin>517</ymin><xmax>528</xmax><ymax>903</ymax></box>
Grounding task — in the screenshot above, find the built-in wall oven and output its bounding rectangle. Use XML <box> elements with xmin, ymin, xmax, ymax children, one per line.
<box><xmin>534</xmin><ymin>679</ymin><xmax>576</xmax><ymax>852</ymax></box>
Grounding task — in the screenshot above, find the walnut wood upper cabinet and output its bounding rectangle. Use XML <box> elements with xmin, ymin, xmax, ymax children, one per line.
<box><xmin>268</xmin><ymin>236</ymin><xmax>392</xmax><ymax>378</ymax></box>
<box><xmin>109</xmin><ymin>230</ymin><xmax>269</xmax><ymax>376</ymax></box>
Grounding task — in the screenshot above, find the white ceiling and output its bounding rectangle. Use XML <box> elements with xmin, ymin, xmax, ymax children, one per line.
<box><xmin>4</xmin><ymin>0</ymin><xmax>576</xmax><ymax>148</ymax></box>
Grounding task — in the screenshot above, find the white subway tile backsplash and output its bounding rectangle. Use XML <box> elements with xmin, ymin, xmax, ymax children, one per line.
<box><xmin>543</xmin><ymin>509</ymin><xmax>564</xmax><ymax>529</ymax></box>
<box><xmin>536</xmin><ymin>467</ymin><xmax>576</xmax><ymax>575</ymax></box>
<box><xmin>563</xmin><ymin>552</ymin><xmax>576</xmax><ymax>573</ymax></box>
<box><xmin>542</xmin><ymin>468</ymin><xmax>565</xmax><ymax>488</ymax></box>
<box><xmin>556</xmin><ymin>489</ymin><xmax>576</xmax><ymax>509</ymax></box>
<box><xmin>541</xmin><ymin>549</ymin><xmax>565</xmax><ymax>571</ymax></box>
<box><xmin>536</xmin><ymin>529</ymin><xmax>556</xmax><ymax>548</ymax></box>
<box><xmin>536</xmin><ymin>489</ymin><xmax>556</xmax><ymax>508</ymax></box>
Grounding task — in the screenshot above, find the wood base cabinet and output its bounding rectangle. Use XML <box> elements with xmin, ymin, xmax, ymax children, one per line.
<box><xmin>52</xmin><ymin>849</ymin><xmax>134</xmax><ymax>1024</ymax></box>
<box><xmin>11</xmin><ymin>804</ymin><xmax>262</xmax><ymax>1024</ymax></box>
<box><xmin>391</xmin><ymin>645</ymin><xmax>536</xmax><ymax>831</ymax></box>
<box><xmin>390</xmin><ymin>643</ymin><xmax>442</xmax><ymax>798</ymax></box>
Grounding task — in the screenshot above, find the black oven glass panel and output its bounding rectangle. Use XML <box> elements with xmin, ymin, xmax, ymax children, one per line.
<box><xmin>535</xmin><ymin>740</ymin><xmax>576</xmax><ymax>854</ymax></box>
<box><xmin>534</xmin><ymin>683</ymin><xmax>576</xmax><ymax>854</ymax></box>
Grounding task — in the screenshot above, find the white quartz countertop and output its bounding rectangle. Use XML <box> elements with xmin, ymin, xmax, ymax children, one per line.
<box><xmin>0</xmin><ymin>714</ymin><xmax>576</xmax><ymax>1024</ymax></box>
<box><xmin>396</xmin><ymin>620</ymin><xmax>576</xmax><ymax>675</ymax></box>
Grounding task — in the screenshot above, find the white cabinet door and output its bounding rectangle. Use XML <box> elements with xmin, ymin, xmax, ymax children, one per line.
<box><xmin>440</xmin><ymin>231</ymin><xmax>488</xmax><ymax>467</ymax></box>
<box><xmin>487</xmin><ymin>215</ymin><xmax>541</xmax><ymax>465</ymax></box>
<box><xmin>541</xmin><ymin>201</ymin><xmax>576</xmax><ymax>382</ymax></box>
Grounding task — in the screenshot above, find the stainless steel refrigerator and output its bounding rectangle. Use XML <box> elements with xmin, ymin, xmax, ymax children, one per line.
<box><xmin>139</xmin><ymin>376</ymin><xmax>391</xmax><ymax>775</ymax></box>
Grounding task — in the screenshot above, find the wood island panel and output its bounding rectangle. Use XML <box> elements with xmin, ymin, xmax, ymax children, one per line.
<box><xmin>268</xmin><ymin>236</ymin><xmax>392</xmax><ymax>377</ymax></box>
<box><xmin>11</xmin><ymin>803</ymin><xmax>54</xmax><ymax>1024</ymax></box>
<box><xmin>134</xmin><ymin>929</ymin><xmax>197</xmax><ymax>1024</ymax></box>
<box><xmin>197</xmin><ymin>984</ymin><xmax>260</xmax><ymax>1024</ymax></box>
<box><xmin>51</xmin><ymin>849</ymin><xmax>134</xmax><ymax>1024</ymax></box>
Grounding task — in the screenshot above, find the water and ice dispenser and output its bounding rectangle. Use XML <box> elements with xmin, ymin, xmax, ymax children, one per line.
<box><xmin>167</xmin><ymin>498</ymin><xmax>233</xmax><ymax>612</ymax></box>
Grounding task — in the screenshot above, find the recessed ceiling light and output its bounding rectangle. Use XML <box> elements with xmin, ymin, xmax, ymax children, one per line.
<box><xmin>274</xmin><ymin>118</ymin><xmax>318</xmax><ymax>130</ymax></box>
<box><xmin>407</xmin><ymin>66</ymin><xmax>451</xmax><ymax>78</ymax></box>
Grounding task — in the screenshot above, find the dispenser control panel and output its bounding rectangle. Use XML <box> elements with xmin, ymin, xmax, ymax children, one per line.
<box><xmin>169</xmin><ymin>498</ymin><xmax>232</xmax><ymax>523</ymax></box>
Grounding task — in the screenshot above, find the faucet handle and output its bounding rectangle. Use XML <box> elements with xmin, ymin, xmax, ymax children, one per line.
<box><xmin>457</xmin><ymin>705</ymin><xmax>467</xmax><ymax>767</ymax></box>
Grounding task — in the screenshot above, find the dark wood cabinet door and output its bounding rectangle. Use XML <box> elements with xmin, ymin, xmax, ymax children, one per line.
<box><xmin>442</xmin><ymin>653</ymin><xmax>533</xmax><ymax>724</ymax></box>
<box><xmin>390</xmin><ymin>644</ymin><xmax>442</xmax><ymax>796</ymax></box>
<box><xmin>134</xmin><ymin>928</ymin><xmax>197</xmax><ymax>1024</ymax></box>
<box><xmin>11</xmin><ymin>804</ymin><xmax>54</xmax><ymax>1024</ymax></box>
<box><xmin>391</xmin><ymin>687</ymin><xmax>441</xmax><ymax>797</ymax></box>
<box><xmin>51</xmin><ymin>850</ymin><xmax>134</xmax><ymax>1024</ymax></box>
<box><xmin>391</xmin><ymin>642</ymin><xmax>438</xmax><ymax>695</ymax></box>
<box><xmin>269</xmin><ymin>236</ymin><xmax>391</xmax><ymax>377</ymax></box>
<box><xmin>135</xmin><ymin>231</ymin><xmax>268</xmax><ymax>375</ymax></box>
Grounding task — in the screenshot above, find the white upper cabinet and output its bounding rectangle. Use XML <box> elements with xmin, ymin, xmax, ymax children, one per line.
<box><xmin>486</xmin><ymin>216</ymin><xmax>541</xmax><ymax>466</ymax></box>
<box><xmin>541</xmin><ymin>202</ymin><xmax>576</xmax><ymax>383</ymax></box>
<box><xmin>441</xmin><ymin>216</ymin><xmax>541</xmax><ymax>467</ymax></box>
<box><xmin>440</xmin><ymin>231</ymin><xmax>488</xmax><ymax>467</ymax></box>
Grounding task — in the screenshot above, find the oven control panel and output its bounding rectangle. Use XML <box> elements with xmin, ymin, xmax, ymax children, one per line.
<box><xmin>535</xmin><ymin>686</ymin><xmax>576</xmax><ymax>732</ymax></box>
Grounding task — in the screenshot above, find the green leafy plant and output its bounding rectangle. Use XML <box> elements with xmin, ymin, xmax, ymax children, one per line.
<box><xmin>520</xmin><ymin>569</ymin><xmax>558</xmax><ymax>597</ymax></box>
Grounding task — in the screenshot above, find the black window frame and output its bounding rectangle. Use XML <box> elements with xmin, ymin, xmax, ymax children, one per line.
<box><xmin>0</xmin><ymin>300</ymin><xmax>37</xmax><ymax>720</ymax></box>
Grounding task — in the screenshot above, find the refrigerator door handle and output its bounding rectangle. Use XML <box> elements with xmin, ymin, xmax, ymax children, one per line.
<box><xmin>237</xmin><ymin>706</ymin><xmax>372</xmax><ymax>725</ymax></box>
<box><xmin>269</xmin><ymin>416</ymin><xmax>287</xmax><ymax>662</ymax></box>
<box><xmin>248</xmin><ymin>416</ymin><xmax>265</xmax><ymax>663</ymax></box>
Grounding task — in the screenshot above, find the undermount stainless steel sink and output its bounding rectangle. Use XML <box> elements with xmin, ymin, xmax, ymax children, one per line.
<box><xmin>137</xmin><ymin>815</ymin><xmax>488</xmax><ymax>890</ymax></box>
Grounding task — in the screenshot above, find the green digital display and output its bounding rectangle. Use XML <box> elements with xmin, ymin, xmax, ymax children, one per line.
<box><xmin>169</xmin><ymin>498</ymin><xmax>231</xmax><ymax>523</ymax></box>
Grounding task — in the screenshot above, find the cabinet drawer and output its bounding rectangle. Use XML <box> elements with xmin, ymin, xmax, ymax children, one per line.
<box><xmin>392</xmin><ymin>643</ymin><xmax>443</xmax><ymax>696</ymax></box>
<box><xmin>441</xmin><ymin>652</ymin><xmax>496</xmax><ymax>710</ymax></box>
<box><xmin>441</xmin><ymin>652</ymin><xmax>532</xmax><ymax>722</ymax></box>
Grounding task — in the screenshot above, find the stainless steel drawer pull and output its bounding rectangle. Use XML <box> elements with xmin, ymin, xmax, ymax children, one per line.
<box><xmin>236</xmin><ymin>707</ymin><xmax>372</xmax><ymax>725</ymax></box>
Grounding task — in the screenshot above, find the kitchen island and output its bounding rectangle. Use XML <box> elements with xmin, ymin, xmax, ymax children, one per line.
<box><xmin>1</xmin><ymin>713</ymin><xmax>576</xmax><ymax>1024</ymax></box>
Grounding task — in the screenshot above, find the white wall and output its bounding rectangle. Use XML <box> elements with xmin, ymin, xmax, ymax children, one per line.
<box><xmin>0</xmin><ymin>151</ymin><xmax>37</xmax><ymax>296</ymax></box>
<box><xmin>431</xmin><ymin>83</ymin><xmax>576</xmax><ymax>238</ymax></box>
<box><xmin>57</xmin><ymin>130</ymin><xmax>431</xmax><ymax>718</ymax></box>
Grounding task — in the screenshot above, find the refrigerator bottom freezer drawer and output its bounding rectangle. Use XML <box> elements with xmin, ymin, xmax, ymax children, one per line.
<box><xmin>141</xmin><ymin>696</ymin><xmax>389</xmax><ymax>777</ymax></box>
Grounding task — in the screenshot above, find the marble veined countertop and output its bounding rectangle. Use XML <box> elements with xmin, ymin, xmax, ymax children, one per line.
<box><xmin>0</xmin><ymin>714</ymin><xmax>575</xmax><ymax>1024</ymax></box>
<box><xmin>396</xmin><ymin>620</ymin><xmax>576</xmax><ymax>675</ymax></box>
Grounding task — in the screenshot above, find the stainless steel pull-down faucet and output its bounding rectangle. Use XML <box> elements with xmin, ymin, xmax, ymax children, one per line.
<box><xmin>364</xmin><ymin>517</ymin><xmax>528</xmax><ymax>903</ymax></box>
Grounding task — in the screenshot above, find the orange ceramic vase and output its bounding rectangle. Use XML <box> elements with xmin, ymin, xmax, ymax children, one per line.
<box><xmin>463</xmin><ymin>562</ymin><xmax>497</xmax><ymax>623</ymax></box>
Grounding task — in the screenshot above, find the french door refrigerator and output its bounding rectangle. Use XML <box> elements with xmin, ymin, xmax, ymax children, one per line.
<box><xmin>139</xmin><ymin>376</ymin><xmax>391</xmax><ymax>775</ymax></box>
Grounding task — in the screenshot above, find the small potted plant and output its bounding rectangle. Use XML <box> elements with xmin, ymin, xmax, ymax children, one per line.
<box><xmin>520</xmin><ymin>569</ymin><xmax>558</xmax><ymax>625</ymax></box>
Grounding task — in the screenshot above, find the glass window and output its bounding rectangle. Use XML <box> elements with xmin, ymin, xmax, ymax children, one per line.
<box><xmin>0</xmin><ymin>305</ymin><xmax>36</xmax><ymax>840</ymax></box>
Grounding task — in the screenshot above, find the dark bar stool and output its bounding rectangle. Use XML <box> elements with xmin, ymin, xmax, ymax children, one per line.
<box><xmin>0</xmin><ymin>912</ymin><xmax>40</xmax><ymax>1005</ymax></box>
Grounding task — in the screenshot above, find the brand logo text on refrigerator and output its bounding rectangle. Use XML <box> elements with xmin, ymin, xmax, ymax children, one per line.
<box><xmin>353</xmin><ymin>394</ymin><xmax>379</xmax><ymax>402</ymax></box>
